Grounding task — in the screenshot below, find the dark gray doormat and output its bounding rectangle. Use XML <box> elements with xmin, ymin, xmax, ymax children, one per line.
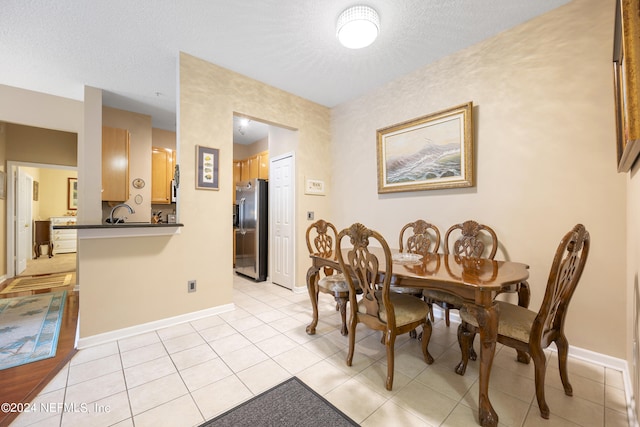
<box><xmin>199</xmin><ymin>377</ymin><xmax>359</xmax><ymax>427</ymax></box>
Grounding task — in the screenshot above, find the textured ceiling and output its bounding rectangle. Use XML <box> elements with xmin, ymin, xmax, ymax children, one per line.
<box><xmin>0</xmin><ymin>0</ymin><xmax>569</xmax><ymax>132</ymax></box>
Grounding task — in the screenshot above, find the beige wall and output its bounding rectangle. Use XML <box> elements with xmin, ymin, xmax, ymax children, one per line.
<box><xmin>331</xmin><ymin>0</ymin><xmax>625</xmax><ymax>358</ymax></box>
<box><xmin>629</xmin><ymin>152</ymin><xmax>640</xmax><ymax>420</ymax></box>
<box><xmin>233</xmin><ymin>137</ymin><xmax>268</xmax><ymax>160</ymax></box>
<box><xmin>179</xmin><ymin>52</ymin><xmax>332</xmax><ymax>290</ymax></box>
<box><xmin>5</xmin><ymin>123</ymin><xmax>77</xmax><ymax>167</ymax></box>
<box><xmin>152</xmin><ymin>128</ymin><xmax>176</xmax><ymax>151</ymax></box>
<box><xmin>37</xmin><ymin>168</ymin><xmax>78</xmax><ymax>219</ymax></box>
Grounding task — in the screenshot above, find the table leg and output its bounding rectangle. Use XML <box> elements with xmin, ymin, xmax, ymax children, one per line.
<box><xmin>305</xmin><ymin>266</ymin><xmax>320</xmax><ymax>335</ymax></box>
<box><xmin>467</xmin><ymin>303</ymin><xmax>499</xmax><ymax>427</ymax></box>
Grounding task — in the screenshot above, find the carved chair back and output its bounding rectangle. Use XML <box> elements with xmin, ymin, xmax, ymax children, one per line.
<box><xmin>306</xmin><ymin>219</ymin><xmax>339</xmax><ymax>276</ymax></box>
<box><xmin>399</xmin><ymin>220</ymin><xmax>441</xmax><ymax>256</ymax></box>
<box><xmin>532</xmin><ymin>224</ymin><xmax>590</xmax><ymax>348</ymax></box>
<box><xmin>337</xmin><ymin>223</ymin><xmax>394</xmax><ymax>327</ymax></box>
<box><xmin>444</xmin><ymin>220</ymin><xmax>498</xmax><ymax>259</ymax></box>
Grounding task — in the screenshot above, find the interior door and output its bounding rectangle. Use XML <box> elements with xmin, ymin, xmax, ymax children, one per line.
<box><xmin>270</xmin><ymin>154</ymin><xmax>294</xmax><ymax>289</ymax></box>
<box><xmin>16</xmin><ymin>169</ymin><xmax>33</xmax><ymax>274</ymax></box>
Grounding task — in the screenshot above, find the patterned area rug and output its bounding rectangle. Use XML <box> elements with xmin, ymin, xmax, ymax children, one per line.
<box><xmin>0</xmin><ymin>273</ymin><xmax>72</xmax><ymax>294</ymax></box>
<box><xmin>199</xmin><ymin>377</ymin><xmax>359</xmax><ymax>427</ymax></box>
<box><xmin>0</xmin><ymin>291</ymin><xmax>66</xmax><ymax>370</ymax></box>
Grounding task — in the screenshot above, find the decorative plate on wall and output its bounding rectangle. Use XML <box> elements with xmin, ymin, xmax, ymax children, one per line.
<box><xmin>132</xmin><ymin>178</ymin><xmax>145</xmax><ymax>189</ymax></box>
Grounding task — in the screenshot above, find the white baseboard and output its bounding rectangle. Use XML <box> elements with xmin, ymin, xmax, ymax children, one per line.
<box><xmin>77</xmin><ymin>303</ymin><xmax>235</xmax><ymax>349</ymax></box>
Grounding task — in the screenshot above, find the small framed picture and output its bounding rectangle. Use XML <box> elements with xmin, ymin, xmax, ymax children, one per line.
<box><xmin>68</xmin><ymin>177</ymin><xmax>78</xmax><ymax>210</ymax></box>
<box><xmin>196</xmin><ymin>145</ymin><xmax>219</xmax><ymax>190</ymax></box>
<box><xmin>33</xmin><ymin>181</ymin><xmax>39</xmax><ymax>201</ymax></box>
<box><xmin>0</xmin><ymin>171</ymin><xmax>6</xmax><ymax>200</ymax></box>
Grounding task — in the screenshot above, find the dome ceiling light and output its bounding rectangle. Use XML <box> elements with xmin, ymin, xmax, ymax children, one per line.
<box><xmin>336</xmin><ymin>5</ymin><xmax>380</xmax><ymax>49</ymax></box>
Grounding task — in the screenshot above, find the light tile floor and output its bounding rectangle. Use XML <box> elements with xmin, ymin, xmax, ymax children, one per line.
<box><xmin>11</xmin><ymin>275</ymin><xmax>632</xmax><ymax>427</ymax></box>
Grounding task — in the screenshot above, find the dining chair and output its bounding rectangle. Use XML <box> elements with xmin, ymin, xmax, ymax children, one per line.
<box><xmin>423</xmin><ymin>220</ymin><xmax>498</xmax><ymax>327</ymax></box>
<box><xmin>305</xmin><ymin>219</ymin><xmax>351</xmax><ymax>336</ymax></box>
<box><xmin>337</xmin><ymin>222</ymin><xmax>434</xmax><ymax>390</ymax></box>
<box><xmin>456</xmin><ymin>224</ymin><xmax>590</xmax><ymax>419</ymax></box>
<box><xmin>395</xmin><ymin>220</ymin><xmax>441</xmax><ymax>336</ymax></box>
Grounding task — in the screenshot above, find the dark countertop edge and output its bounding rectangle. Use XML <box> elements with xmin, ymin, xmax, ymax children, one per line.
<box><xmin>53</xmin><ymin>223</ymin><xmax>184</xmax><ymax>229</ymax></box>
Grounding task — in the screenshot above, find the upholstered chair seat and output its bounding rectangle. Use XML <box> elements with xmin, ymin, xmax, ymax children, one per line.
<box><xmin>318</xmin><ymin>273</ymin><xmax>359</xmax><ymax>295</ymax></box>
<box><xmin>460</xmin><ymin>301</ymin><xmax>537</xmax><ymax>343</ymax></box>
<box><xmin>359</xmin><ymin>292</ymin><xmax>431</xmax><ymax>327</ymax></box>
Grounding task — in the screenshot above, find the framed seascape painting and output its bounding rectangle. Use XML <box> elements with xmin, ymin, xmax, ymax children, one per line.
<box><xmin>196</xmin><ymin>145</ymin><xmax>219</xmax><ymax>190</ymax></box>
<box><xmin>377</xmin><ymin>102</ymin><xmax>474</xmax><ymax>193</ymax></box>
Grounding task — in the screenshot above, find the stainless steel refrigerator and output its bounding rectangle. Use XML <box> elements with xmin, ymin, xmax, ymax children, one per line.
<box><xmin>235</xmin><ymin>179</ymin><xmax>268</xmax><ymax>281</ymax></box>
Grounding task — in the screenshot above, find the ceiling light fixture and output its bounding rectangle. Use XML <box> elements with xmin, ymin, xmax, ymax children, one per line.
<box><xmin>336</xmin><ymin>5</ymin><xmax>380</xmax><ymax>49</ymax></box>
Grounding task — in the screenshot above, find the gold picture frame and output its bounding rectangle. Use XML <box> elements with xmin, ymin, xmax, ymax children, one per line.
<box><xmin>613</xmin><ymin>0</ymin><xmax>640</xmax><ymax>172</ymax></box>
<box><xmin>377</xmin><ymin>102</ymin><xmax>474</xmax><ymax>193</ymax></box>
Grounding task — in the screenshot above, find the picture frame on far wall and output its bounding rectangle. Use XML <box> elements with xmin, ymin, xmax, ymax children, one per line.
<box><xmin>67</xmin><ymin>177</ymin><xmax>78</xmax><ymax>210</ymax></box>
<box><xmin>0</xmin><ymin>171</ymin><xmax>6</xmax><ymax>200</ymax></box>
<box><xmin>33</xmin><ymin>181</ymin><xmax>39</xmax><ymax>201</ymax></box>
<box><xmin>613</xmin><ymin>0</ymin><xmax>640</xmax><ymax>172</ymax></box>
<box><xmin>376</xmin><ymin>102</ymin><xmax>474</xmax><ymax>193</ymax></box>
<box><xmin>195</xmin><ymin>145</ymin><xmax>219</xmax><ymax>190</ymax></box>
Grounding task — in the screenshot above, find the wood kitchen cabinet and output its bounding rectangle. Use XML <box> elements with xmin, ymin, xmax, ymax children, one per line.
<box><xmin>152</xmin><ymin>146</ymin><xmax>175</xmax><ymax>204</ymax></box>
<box><xmin>257</xmin><ymin>150</ymin><xmax>269</xmax><ymax>179</ymax></box>
<box><xmin>238</xmin><ymin>151</ymin><xmax>269</xmax><ymax>182</ymax></box>
<box><xmin>102</xmin><ymin>126</ymin><xmax>130</xmax><ymax>202</ymax></box>
<box><xmin>233</xmin><ymin>160</ymin><xmax>242</xmax><ymax>202</ymax></box>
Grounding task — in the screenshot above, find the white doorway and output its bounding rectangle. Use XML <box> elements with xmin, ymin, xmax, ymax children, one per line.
<box><xmin>6</xmin><ymin>162</ymin><xmax>78</xmax><ymax>278</ymax></box>
<box><xmin>270</xmin><ymin>153</ymin><xmax>295</xmax><ymax>289</ymax></box>
<box><xmin>15</xmin><ymin>170</ymin><xmax>33</xmax><ymax>275</ymax></box>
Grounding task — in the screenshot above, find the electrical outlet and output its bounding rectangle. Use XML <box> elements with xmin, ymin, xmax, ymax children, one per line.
<box><xmin>307</xmin><ymin>211</ymin><xmax>314</xmax><ymax>220</ymax></box>
<box><xmin>188</xmin><ymin>280</ymin><xmax>196</xmax><ymax>293</ymax></box>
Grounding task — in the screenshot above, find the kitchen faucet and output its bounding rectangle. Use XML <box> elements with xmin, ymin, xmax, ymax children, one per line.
<box><xmin>108</xmin><ymin>203</ymin><xmax>135</xmax><ymax>224</ymax></box>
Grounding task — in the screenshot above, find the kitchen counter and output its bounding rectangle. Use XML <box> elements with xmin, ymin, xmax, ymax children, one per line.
<box><xmin>53</xmin><ymin>222</ymin><xmax>184</xmax><ymax>239</ymax></box>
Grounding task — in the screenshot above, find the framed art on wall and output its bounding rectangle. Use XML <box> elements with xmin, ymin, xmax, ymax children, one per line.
<box><xmin>613</xmin><ymin>0</ymin><xmax>640</xmax><ymax>172</ymax></box>
<box><xmin>68</xmin><ymin>177</ymin><xmax>78</xmax><ymax>210</ymax></box>
<box><xmin>196</xmin><ymin>145</ymin><xmax>219</xmax><ymax>190</ymax></box>
<box><xmin>376</xmin><ymin>102</ymin><xmax>474</xmax><ymax>193</ymax></box>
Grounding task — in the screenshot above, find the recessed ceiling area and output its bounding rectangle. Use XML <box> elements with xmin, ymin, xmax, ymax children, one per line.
<box><xmin>0</xmin><ymin>1</ymin><xmax>570</xmax><ymax>131</ymax></box>
<box><xmin>233</xmin><ymin>116</ymin><xmax>270</xmax><ymax>145</ymax></box>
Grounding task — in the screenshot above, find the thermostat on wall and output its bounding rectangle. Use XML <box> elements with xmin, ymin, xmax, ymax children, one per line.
<box><xmin>305</xmin><ymin>178</ymin><xmax>325</xmax><ymax>196</ymax></box>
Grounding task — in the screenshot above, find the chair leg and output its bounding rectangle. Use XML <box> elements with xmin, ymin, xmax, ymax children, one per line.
<box><xmin>421</xmin><ymin>320</ymin><xmax>434</xmax><ymax>364</ymax></box>
<box><xmin>556</xmin><ymin>336</ymin><xmax>573</xmax><ymax>396</ymax></box>
<box><xmin>426</xmin><ymin>301</ymin><xmax>435</xmax><ymax>322</ymax></box>
<box><xmin>455</xmin><ymin>323</ymin><xmax>473</xmax><ymax>375</ymax></box>
<box><xmin>346</xmin><ymin>316</ymin><xmax>357</xmax><ymax>367</ymax></box>
<box><xmin>385</xmin><ymin>330</ymin><xmax>396</xmax><ymax>390</ymax></box>
<box><xmin>335</xmin><ymin>296</ymin><xmax>348</xmax><ymax>336</ymax></box>
<box><xmin>445</xmin><ymin>307</ymin><xmax>451</xmax><ymax>327</ymax></box>
<box><xmin>530</xmin><ymin>346</ymin><xmax>550</xmax><ymax>419</ymax></box>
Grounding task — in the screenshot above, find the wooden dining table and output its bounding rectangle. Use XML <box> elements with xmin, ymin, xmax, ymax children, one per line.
<box><xmin>305</xmin><ymin>248</ymin><xmax>530</xmax><ymax>427</ymax></box>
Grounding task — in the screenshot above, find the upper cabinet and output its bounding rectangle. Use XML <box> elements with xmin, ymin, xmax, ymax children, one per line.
<box><xmin>102</xmin><ymin>126</ymin><xmax>130</xmax><ymax>202</ymax></box>
<box><xmin>152</xmin><ymin>146</ymin><xmax>175</xmax><ymax>204</ymax></box>
<box><xmin>238</xmin><ymin>150</ymin><xmax>269</xmax><ymax>182</ymax></box>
